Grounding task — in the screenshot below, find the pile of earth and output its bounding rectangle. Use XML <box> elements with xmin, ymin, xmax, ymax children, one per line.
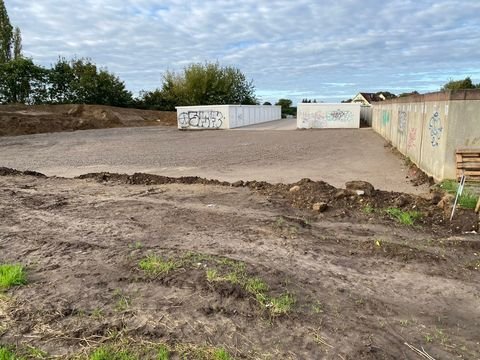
<box><xmin>0</xmin><ymin>104</ymin><xmax>177</xmax><ymax>137</ymax></box>
<box><xmin>2</xmin><ymin>167</ymin><xmax>476</xmax><ymax>234</ymax></box>
<box><xmin>72</xmin><ymin>171</ymin><xmax>478</xmax><ymax>234</ymax></box>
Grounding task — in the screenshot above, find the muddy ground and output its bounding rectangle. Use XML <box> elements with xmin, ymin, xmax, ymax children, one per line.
<box><xmin>0</xmin><ymin>104</ymin><xmax>177</xmax><ymax>137</ymax></box>
<box><xmin>0</xmin><ymin>169</ymin><xmax>479</xmax><ymax>359</ymax></box>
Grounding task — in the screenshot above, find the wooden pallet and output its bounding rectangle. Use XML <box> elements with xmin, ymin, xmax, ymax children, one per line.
<box><xmin>456</xmin><ymin>148</ymin><xmax>480</xmax><ymax>181</ymax></box>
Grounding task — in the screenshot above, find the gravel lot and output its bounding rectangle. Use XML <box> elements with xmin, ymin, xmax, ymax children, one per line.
<box><xmin>0</xmin><ymin>126</ymin><xmax>426</xmax><ymax>193</ymax></box>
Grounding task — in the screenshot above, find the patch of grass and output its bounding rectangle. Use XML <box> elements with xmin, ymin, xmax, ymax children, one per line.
<box><xmin>0</xmin><ymin>264</ymin><xmax>27</xmax><ymax>291</ymax></box>
<box><xmin>212</xmin><ymin>348</ymin><xmax>232</xmax><ymax>360</ymax></box>
<box><xmin>458</xmin><ymin>192</ymin><xmax>478</xmax><ymax>209</ymax></box>
<box><xmin>89</xmin><ymin>347</ymin><xmax>137</xmax><ymax>360</ymax></box>
<box><xmin>156</xmin><ymin>345</ymin><xmax>170</xmax><ymax>360</ymax></box>
<box><xmin>268</xmin><ymin>293</ymin><xmax>295</xmax><ymax>315</ymax></box>
<box><xmin>439</xmin><ymin>180</ymin><xmax>479</xmax><ymax>209</ymax></box>
<box><xmin>0</xmin><ymin>346</ymin><xmax>20</xmax><ymax>360</ymax></box>
<box><xmin>362</xmin><ymin>205</ymin><xmax>375</xmax><ymax>214</ymax></box>
<box><xmin>386</xmin><ymin>207</ymin><xmax>422</xmax><ymax>226</ymax></box>
<box><xmin>113</xmin><ymin>290</ymin><xmax>130</xmax><ymax>312</ymax></box>
<box><xmin>311</xmin><ymin>301</ymin><xmax>324</xmax><ymax>314</ymax></box>
<box><xmin>138</xmin><ymin>255</ymin><xmax>179</xmax><ymax>276</ymax></box>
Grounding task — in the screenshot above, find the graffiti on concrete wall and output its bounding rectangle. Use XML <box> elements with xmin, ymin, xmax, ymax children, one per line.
<box><xmin>465</xmin><ymin>137</ymin><xmax>480</xmax><ymax>146</ymax></box>
<box><xmin>428</xmin><ymin>111</ymin><xmax>443</xmax><ymax>147</ymax></box>
<box><xmin>299</xmin><ymin>111</ymin><xmax>327</xmax><ymax>128</ymax></box>
<box><xmin>179</xmin><ymin>111</ymin><xmax>224</xmax><ymax>129</ymax></box>
<box><xmin>382</xmin><ymin>110</ymin><xmax>390</xmax><ymax>126</ymax></box>
<box><xmin>407</xmin><ymin>128</ymin><xmax>417</xmax><ymax>151</ymax></box>
<box><xmin>300</xmin><ymin>109</ymin><xmax>353</xmax><ymax>128</ymax></box>
<box><xmin>326</xmin><ymin>109</ymin><xmax>353</xmax><ymax>123</ymax></box>
<box><xmin>398</xmin><ymin>111</ymin><xmax>407</xmax><ymax>133</ymax></box>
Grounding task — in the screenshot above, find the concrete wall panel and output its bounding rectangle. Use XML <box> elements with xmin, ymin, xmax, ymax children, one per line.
<box><xmin>297</xmin><ymin>103</ymin><xmax>361</xmax><ymax>129</ymax></box>
<box><xmin>372</xmin><ymin>89</ymin><xmax>480</xmax><ymax>181</ymax></box>
<box><xmin>176</xmin><ymin>105</ymin><xmax>281</xmax><ymax>129</ymax></box>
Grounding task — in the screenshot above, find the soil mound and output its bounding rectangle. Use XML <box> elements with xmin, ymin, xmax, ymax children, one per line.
<box><xmin>76</xmin><ymin>171</ymin><xmax>479</xmax><ymax>234</ymax></box>
<box><xmin>0</xmin><ymin>104</ymin><xmax>177</xmax><ymax>137</ymax></box>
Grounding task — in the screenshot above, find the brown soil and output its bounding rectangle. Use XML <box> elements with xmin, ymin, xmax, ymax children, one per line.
<box><xmin>0</xmin><ymin>169</ymin><xmax>479</xmax><ymax>359</ymax></box>
<box><xmin>0</xmin><ymin>104</ymin><xmax>177</xmax><ymax>137</ymax></box>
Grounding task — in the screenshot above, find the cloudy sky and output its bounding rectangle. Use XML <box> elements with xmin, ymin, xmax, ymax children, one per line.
<box><xmin>6</xmin><ymin>0</ymin><xmax>480</xmax><ymax>103</ymax></box>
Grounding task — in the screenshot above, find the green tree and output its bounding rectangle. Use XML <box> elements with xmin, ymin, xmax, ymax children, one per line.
<box><xmin>12</xmin><ymin>26</ymin><xmax>22</xmax><ymax>59</ymax></box>
<box><xmin>0</xmin><ymin>57</ymin><xmax>48</xmax><ymax>104</ymax></box>
<box><xmin>48</xmin><ymin>58</ymin><xmax>132</xmax><ymax>106</ymax></box>
<box><xmin>152</xmin><ymin>62</ymin><xmax>257</xmax><ymax>110</ymax></box>
<box><xmin>275</xmin><ymin>98</ymin><xmax>296</xmax><ymax>118</ymax></box>
<box><xmin>0</xmin><ymin>0</ymin><xmax>13</xmax><ymax>63</ymax></box>
<box><xmin>48</xmin><ymin>57</ymin><xmax>76</xmax><ymax>103</ymax></box>
<box><xmin>441</xmin><ymin>77</ymin><xmax>479</xmax><ymax>91</ymax></box>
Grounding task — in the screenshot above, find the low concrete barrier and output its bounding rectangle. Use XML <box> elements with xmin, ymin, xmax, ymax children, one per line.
<box><xmin>372</xmin><ymin>90</ymin><xmax>480</xmax><ymax>181</ymax></box>
<box><xmin>297</xmin><ymin>103</ymin><xmax>361</xmax><ymax>129</ymax></box>
<box><xmin>176</xmin><ymin>105</ymin><xmax>281</xmax><ymax>129</ymax></box>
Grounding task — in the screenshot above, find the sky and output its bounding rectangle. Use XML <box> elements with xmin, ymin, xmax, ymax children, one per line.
<box><xmin>6</xmin><ymin>0</ymin><xmax>480</xmax><ymax>104</ymax></box>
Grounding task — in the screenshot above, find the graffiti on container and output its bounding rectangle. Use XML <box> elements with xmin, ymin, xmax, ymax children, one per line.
<box><xmin>407</xmin><ymin>128</ymin><xmax>417</xmax><ymax>150</ymax></box>
<box><xmin>178</xmin><ymin>111</ymin><xmax>224</xmax><ymax>129</ymax></box>
<box><xmin>326</xmin><ymin>109</ymin><xmax>353</xmax><ymax>123</ymax></box>
<box><xmin>428</xmin><ymin>111</ymin><xmax>443</xmax><ymax>147</ymax></box>
<box><xmin>382</xmin><ymin>110</ymin><xmax>390</xmax><ymax>126</ymax></box>
<box><xmin>398</xmin><ymin>111</ymin><xmax>407</xmax><ymax>133</ymax></box>
<box><xmin>299</xmin><ymin>111</ymin><xmax>327</xmax><ymax>128</ymax></box>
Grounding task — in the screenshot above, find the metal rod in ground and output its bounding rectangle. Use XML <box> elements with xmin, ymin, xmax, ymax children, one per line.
<box><xmin>450</xmin><ymin>174</ymin><xmax>466</xmax><ymax>221</ymax></box>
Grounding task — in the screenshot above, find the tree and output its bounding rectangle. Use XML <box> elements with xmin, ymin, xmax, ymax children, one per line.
<box><xmin>150</xmin><ymin>62</ymin><xmax>257</xmax><ymax>110</ymax></box>
<box><xmin>47</xmin><ymin>58</ymin><xmax>132</xmax><ymax>106</ymax></box>
<box><xmin>0</xmin><ymin>57</ymin><xmax>47</xmax><ymax>104</ymax></box>
<box><xmin>263</xmin><ymin>101</ymin><xmax>272</xmax><ymax>105</ymax></box>
<box><xmin>441</xmin><ymin>77</ymin><xmax>479</xmax><ymax>91</ymax></box>
<box><xmin>12</xmin><ymin>26</ymin><xmax>22</xmax><ymax>59</ymax></box>
<box><xmin>0</xmin><ymin>0</ymin><xmax>13</xmax><ymax>63</ymax></box>
<box><xmin>275</xmin><ymin>98</ymin><xmax>296</xmax><ymax>118</ymax></box>
<box><xmin>398</xmin><ymin>91</ymin><xmax>420</xmax><ymax>97</ymax></box>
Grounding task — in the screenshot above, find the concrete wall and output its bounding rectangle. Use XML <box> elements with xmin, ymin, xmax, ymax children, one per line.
<box><xmin>372</xmin><ymin>90</ymin><xmax>480</xmax><ymax>181</ymax></box>
<box><xmin>176</xmin><ymin>105</ymin><xmax>281</xmax><ymax>129</ymax></box>
<box><xmin>297</xmin><ymin>103</ymin><xmax>361</xmax><ymax>129</ymax></box>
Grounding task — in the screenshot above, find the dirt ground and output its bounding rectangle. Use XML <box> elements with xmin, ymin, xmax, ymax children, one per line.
<box><xmin>0</xmin><ymin>104</ymin><xmax>177</xmax><ymax>136</ymax></box>
<box><xmin>0</xmin><ymin>169</ymin><xmax>479</xmax><ymax>359</ymax></box>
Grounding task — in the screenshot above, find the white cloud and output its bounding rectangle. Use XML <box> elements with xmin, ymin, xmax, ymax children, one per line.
<box><xmin>5</xmin><ymin>0</ymin><xmax>480</xmax><ymax>103</ymax></box>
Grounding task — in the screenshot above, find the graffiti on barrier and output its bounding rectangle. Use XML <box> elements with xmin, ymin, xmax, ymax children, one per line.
<box><xmin>178</xmin><ymin>111</ymin><xmax>224</xmax><ymax>129</ymax></box>
<box><xmin>382</xmin><ymin>110</ymin><xmax>390</xmax><ymax>126</ymax></box>
<box><xmin>465</xmin><ymin>136</ymin><xmax>480</xmax><ymax>146</ymax></box>
<box><xmin>326</xmin><ymin>109</ymin><xmax>353</xmax><ymax>123</ymax></box>
<box><xmin>300</xmin><ymin>109</ymin><xmax>354</xmax><ymax>128</ymax></box>
<box><xmin>407</xmin><ymin>128</ymin><xmax>417</xmax><ymax>150</ymax></box>
<box><xmin>398</xmin><ymin>111</ymin><xmax>407</xmax><ymax>133</ymax></box>
<box><xmin>299</xmin><ymin>111</ymin><xmax>327</xmax><ymax>128</ymax></box>
<box><xmin>428</xmin><ymin>111</ymin><xmax>443</xmax><ymax>147</ymax></box>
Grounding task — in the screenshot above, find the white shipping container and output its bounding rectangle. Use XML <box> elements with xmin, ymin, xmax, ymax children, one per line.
<box><xmin>176</xmin><ymin>105</ymin><xmax>281</xmax><ymax>129</ymax></box>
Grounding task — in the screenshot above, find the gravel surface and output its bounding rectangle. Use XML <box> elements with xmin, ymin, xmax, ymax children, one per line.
<box><xmin>0</xmin><ymin>126</ymin><xmax>427</xmax><ymax>193</ymax></box>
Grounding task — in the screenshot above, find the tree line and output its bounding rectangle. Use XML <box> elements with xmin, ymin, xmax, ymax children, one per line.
<box><xmin>0</xmin><ymin>1</ymin><xmax>257</xmax><ymax>109</ymax></box>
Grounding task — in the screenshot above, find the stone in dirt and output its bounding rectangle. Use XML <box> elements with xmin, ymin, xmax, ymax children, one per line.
<box><xmin>345</xmin><ymin>181</ymin><xmax>375</xmax><ymax>196</ymax></box>
<box><xmin>312</xmin><ymin>202</ymin><xmax>328</xmax><ymax>212</ymax></box>
<box><xmin>232</xmin><ymin>180</ymin><xmax>244</xmax><ymax>187</ymax></box>
<box><xmin>437</xmin><ymin>194</ymin><xmax>454</xmax><ymax>210</ymax></box>
<box><xmin>289</xmin><ymin>185</ymin><xmax>301</xmax><ymax>192</ymax></box>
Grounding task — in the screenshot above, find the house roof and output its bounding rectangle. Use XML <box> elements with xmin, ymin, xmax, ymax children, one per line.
<box><xmin>358</xmin><ymin>92</ymin><xmax>383</xmax><ymax>103</ymax></box>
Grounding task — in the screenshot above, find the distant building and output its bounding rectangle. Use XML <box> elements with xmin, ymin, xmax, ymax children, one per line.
<box><xmin>351</xmin><ymin>92</ymin><xmax>386</xmax><ymax>105</ymax></box>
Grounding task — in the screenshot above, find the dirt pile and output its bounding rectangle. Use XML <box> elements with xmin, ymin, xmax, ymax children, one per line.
<box><xmin>77</xmin><ymin>171</ymin><xmax>478</xmax><ymax>233</ymax></box>
<box><xmin>0</xmin><ymin>104</ymin><xmax>177</xmax><ymax>137</ymax></box>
